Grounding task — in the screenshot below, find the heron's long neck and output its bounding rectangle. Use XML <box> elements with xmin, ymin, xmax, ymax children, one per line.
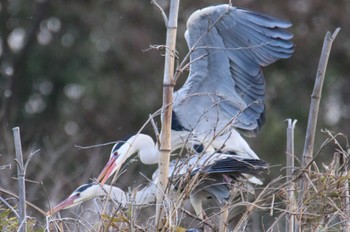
<box><xmin>97</xmin><ymin>184</ymin><xmax>156</xmax><ymax>206</ymax></box>
<box><xmin>96</xmin><ymin>185</ymin><xmax>127</xmax><ymax>206</ymax></box>
<box><xmin>114</xmin><ymin>134</ymin><xmax>158</xmax><ymax>168</ymax></box>
<box><xmin>130</xmin><ymin>134</ymin><xmax>159</xmax><ymax>165</ymax></box>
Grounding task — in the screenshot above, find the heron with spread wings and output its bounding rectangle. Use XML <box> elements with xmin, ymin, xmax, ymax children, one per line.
<box><xmin>48</xmin><ymin>3</ymin><xmax>293</xmax><ymax>222</ymax></box>
<box><xmin>96</xmin><ymin>4</ymin><xmax>293</xmax><ymax>185</ymax></box>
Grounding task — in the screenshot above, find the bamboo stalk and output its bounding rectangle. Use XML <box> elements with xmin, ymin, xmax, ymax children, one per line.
<box><xmin>13</xmin><ymin>127</ymin><xmax>27</xmax><ymax>232</ymax></box>
<box><xmin>285</xmin><ymin>119</ymin><xmax>297</xmax><ymax>232</ymax></box>
<box><xmin>298</xmin><ymin>29</ymin><xmax>340</xmax><ymax>229</ymax></box>
<box><xmin>301</xmin><ymin>28</ymin><xmax>340</xmax><ymax>168</ymax></box>
<box><xmin>156</xmin><ymin>0</ymin><xmax>180</xmax><ymax>228</ymax></box>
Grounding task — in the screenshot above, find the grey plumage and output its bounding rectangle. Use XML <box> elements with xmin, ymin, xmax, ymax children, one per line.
<box><xmin>174</xmin><ymin>5</ymin><xmax>294</xmax><ymax>138</ymax></box>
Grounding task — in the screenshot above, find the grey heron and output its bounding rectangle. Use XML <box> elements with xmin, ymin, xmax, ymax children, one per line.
<box><xmin>97</xmin><ymin>4</ymin><xmax>293</xmax><ymax>184</ymax></box>
<box><xmin>47</xmin><ymin>147</ymin><xmax>267</xmax><ymax>217</ymax></box>
<box><xmin>171</xmin><ymin>4</ymin><xmax>294</xmax><ymax>153</ymax></box>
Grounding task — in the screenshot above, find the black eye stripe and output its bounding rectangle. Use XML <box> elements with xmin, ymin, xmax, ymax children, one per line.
<box><xmin>74</xmin><ymin>183</ymin><xmax>93</xmax><ymax>193</ymax></box>
<box><xmin>111</xmin><ymin>135</ymin><xmax>133</xmax><ymax>152</ymax></box>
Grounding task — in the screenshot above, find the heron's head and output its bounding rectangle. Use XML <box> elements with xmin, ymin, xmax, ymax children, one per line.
<box><xmin>97</xmin><ymin>134</ymin><xmax>156</xmax><ymax>185</ymax></box>
<box><xmin>47</xmin><ymin>183</ymin><xmax>97</xmax><ymax>215</ymax></box>
<box><xmin>96</xmin><ymin>139</ymin><xmax>131</xmax><ymax>185</ymax></box>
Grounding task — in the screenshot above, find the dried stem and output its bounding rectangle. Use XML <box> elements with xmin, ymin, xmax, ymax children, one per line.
<box><xmin>338</xmin><ymin>148</ymin><xmax>350</xmax><ymax>232</ymax></box>
<box><xmin>151</xmin><ymin>0</ymin><xmax>168</xmax><ymax>27</ymax></box>
<box><xmin>298</xmin><ymin>28</ymin><xmax>340</xmax><ymax>229</ymax></box>
<box><xmin>301</xmin><ymin>28</ymin><xmax>340</xmax><ymax>168</ymax></box>
<box><xmin>156</xmin><ymin>0</ymin><xmax>180</xmax><ymax>228</ymax></box>
<box><xmin>12</xmin><ymin>127</ymin><xmax>26</xmax><ymax>232</ymax></box>
<box><xmin>285</xmin><ymin>119</ymin><xmax>297</xmax><ymax>232</ymax></box>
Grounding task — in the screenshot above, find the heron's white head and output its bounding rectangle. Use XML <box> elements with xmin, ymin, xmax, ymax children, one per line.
<box><xmin>96</xmin><ymin>138</ymin><xmax>132</xmax><ymax>185</ymax></box>
<box><xmin>47</xmin><ymin>183</ymin><xmax>99</xmax><ymax>215</ymax></box>
<box><xmin>97</xmin><ymin>134</ymin><xmax>157</xmax><ymax>185</ymax></box>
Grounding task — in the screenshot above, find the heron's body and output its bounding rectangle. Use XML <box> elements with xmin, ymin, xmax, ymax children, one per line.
<box><xmin>48</xmin><ymin>148</ymin><xmax>267</xmax><ymax>217</ymax></box>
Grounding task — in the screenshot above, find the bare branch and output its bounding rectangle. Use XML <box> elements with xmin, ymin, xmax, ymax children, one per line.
<box><xmin>149</xmin><ymin>114</ymin><xmax>160</xmax><ymax>147</ymax></box>
<box><xmin>151</xmin><ymin>0</ymin><xmax>168</xmax><ymax>27</ymax></box>
<box><xmin>23</xmin><ymin>149</ymin><xmax>40</xmax><ymax>174</ymax></box>
<box><xmin>12</xmin><ymin>127</ymin><xmax>26</xmax><ymax>232</ymax></box>
<box><xmin>0</xmin><ymin>164</ymin><xmax>11</xmax><ymax>170</ymax></box>
<box><xmin>285</xmin><ymin>119</ymin><xmax>297</xmax><ymax>232</ymax></box>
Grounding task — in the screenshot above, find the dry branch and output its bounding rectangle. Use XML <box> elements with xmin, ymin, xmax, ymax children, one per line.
<box><xmin>285</xmin><ymin>119</ymin><xmax>297</xmax><ymax>232</ymax></box>
<box><xmin>301</xmin><ymin>28</ymin><xmax>340</xmax><ymax>168</ymax></box>
<box><xmin>336</xmin><ymin>149</ymin><xmax>350</xmax><ymax>232</ymax></box>
<box><xmin>298</xmin><ymin>28</ymin><xmax>340</xmax><ymax>228</ymax></box>
<box><xmin>156</xmin><ymin>0</ymin><xmax>180</xmax><ymax>228</ymax></box>
<box><xmin>13</xmin><ymin>127</ymin><xmax>26</xmax><ymax>232</ymax></box>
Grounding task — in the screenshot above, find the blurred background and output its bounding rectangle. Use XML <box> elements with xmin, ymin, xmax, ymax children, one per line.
<box><xmin>0</xmin><ymin>0</ymin><xmax>349</xmax><ymax>224</ymax></box>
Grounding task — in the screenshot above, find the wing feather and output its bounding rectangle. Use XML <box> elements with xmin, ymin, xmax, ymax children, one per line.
<box><xmin>174</xmin><ymin>4</ymin><xmax>294</xmax><ymax>137</ymax></box>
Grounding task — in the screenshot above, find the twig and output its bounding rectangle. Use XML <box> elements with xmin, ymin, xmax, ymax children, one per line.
<box><xmin>337</xmin><ymin>147</ymin><xmax>350</xmax><ymax>232</ymax></box>
<box><xmin>74</xmin><ymin>141</ymin><xmax>117</xmax><ymax>150</ymax></box>
<box><xmin>156</xmin><ymin>0</ymin><xmax>180</xmax><ymax>228</ymax></box>
<box><xmin>149</xmin><ymin>114</ymin><xmax>160</xmax><ymax>147</ymax></box>
<box><xmin>0</xmin><ymin>187</ymin><xmax>47</xmax><ymax>216</ymax></box>
<box><xmin>151</xmin><ymin>0</ymin><xmax>168</xmax><ymax>27</ymax></box>
<box><xmin>0</xmin><ymin>164</ymin><xmax>11</xmax><ymax>170</ymax></box>
<box><xmin>298</xmin><ymin>28</ymin><xmax>340</xmax><ymax>230</ymax></box>
<box><xmin>23</xmin><ymin>149</ymin><xmax>40</xmax><ymax>173</ymax></box>
<box><xmin>0</xmin><ymin>196</ymin><xmax>20</xmax><ymax>219</ymax></box>
<box><xmin>285</xmin><ymin>119</ymin><xmax>297</xmax><ymax>232</ymax></box>
<box><xmin>13</xmin><ymin>127</ymin><xmax>27</xmax><ymax>232</ymax></box>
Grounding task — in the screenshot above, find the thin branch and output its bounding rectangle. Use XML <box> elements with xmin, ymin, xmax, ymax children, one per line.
<box><xmin>23</xmin><ymin>149</ymin><xmax>40</xmax><ymax>173</ymax></box>
<box><xmin>344</xmin><ymin>146</ymin><xmax>350</xmax><ymax>232</ymax></box>
<box><xmin>151</xmin><ymin>0</ymin><xmax>168</xmax><ymax>27</ymax></box>
<box><xmin>74</xmin><ymin>141</ymin><xmax>118</xmax><ymax>150</ymax></box>
<box><xmin>0</xmin><ymin>196</ymin><xmax>20</xmax><ymax>219</ymax></box>
<box><xmin>0</xmin><ymin>164</ymin><xmax>12</xmax><ymax>170</ymax></box>
<box><xmin>149</xmin><ymin>114</ymin><xmax>160</xmax><ymax>147</ymax></box>
<box><xmin>285</xmin><ymin>119</ymin><xmax>297</xmax><ymax>232</ymax></box>
<box><xmin>0</xmin><ymin>188</ymin><xmax>47</xmax><ymax>224</ymax></box>
<box><xmin>12</xmin><ymin>127</ymin><xmax>26</xmax><ymax>232</ymax></box>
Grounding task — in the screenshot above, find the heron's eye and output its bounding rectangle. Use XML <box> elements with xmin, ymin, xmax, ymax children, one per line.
<box><xmin>76</xmin><ymin>193</ymin><xmax>81</xmax><ymax>197</ymax></box>
<box><xmin>113</xmin><ymin>152</ymin><xmax>118</xmax><ymax>157</ymax></box>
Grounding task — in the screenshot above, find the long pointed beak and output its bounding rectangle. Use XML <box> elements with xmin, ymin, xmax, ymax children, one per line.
<box><xmin>46</xmin><ymin>195</ymin><xmax>78</xmax><ymax>216</ymax></box>
<box><xmin>96</xmin><ymin>155</ymin><xmax>118</xmax><ymax>185</ymax></box>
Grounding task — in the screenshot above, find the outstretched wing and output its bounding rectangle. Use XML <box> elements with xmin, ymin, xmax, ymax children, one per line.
<box><xmin>173</xmin><ymin>4</ymin><xmax>294</xmax><ymax>137</ymax></box>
